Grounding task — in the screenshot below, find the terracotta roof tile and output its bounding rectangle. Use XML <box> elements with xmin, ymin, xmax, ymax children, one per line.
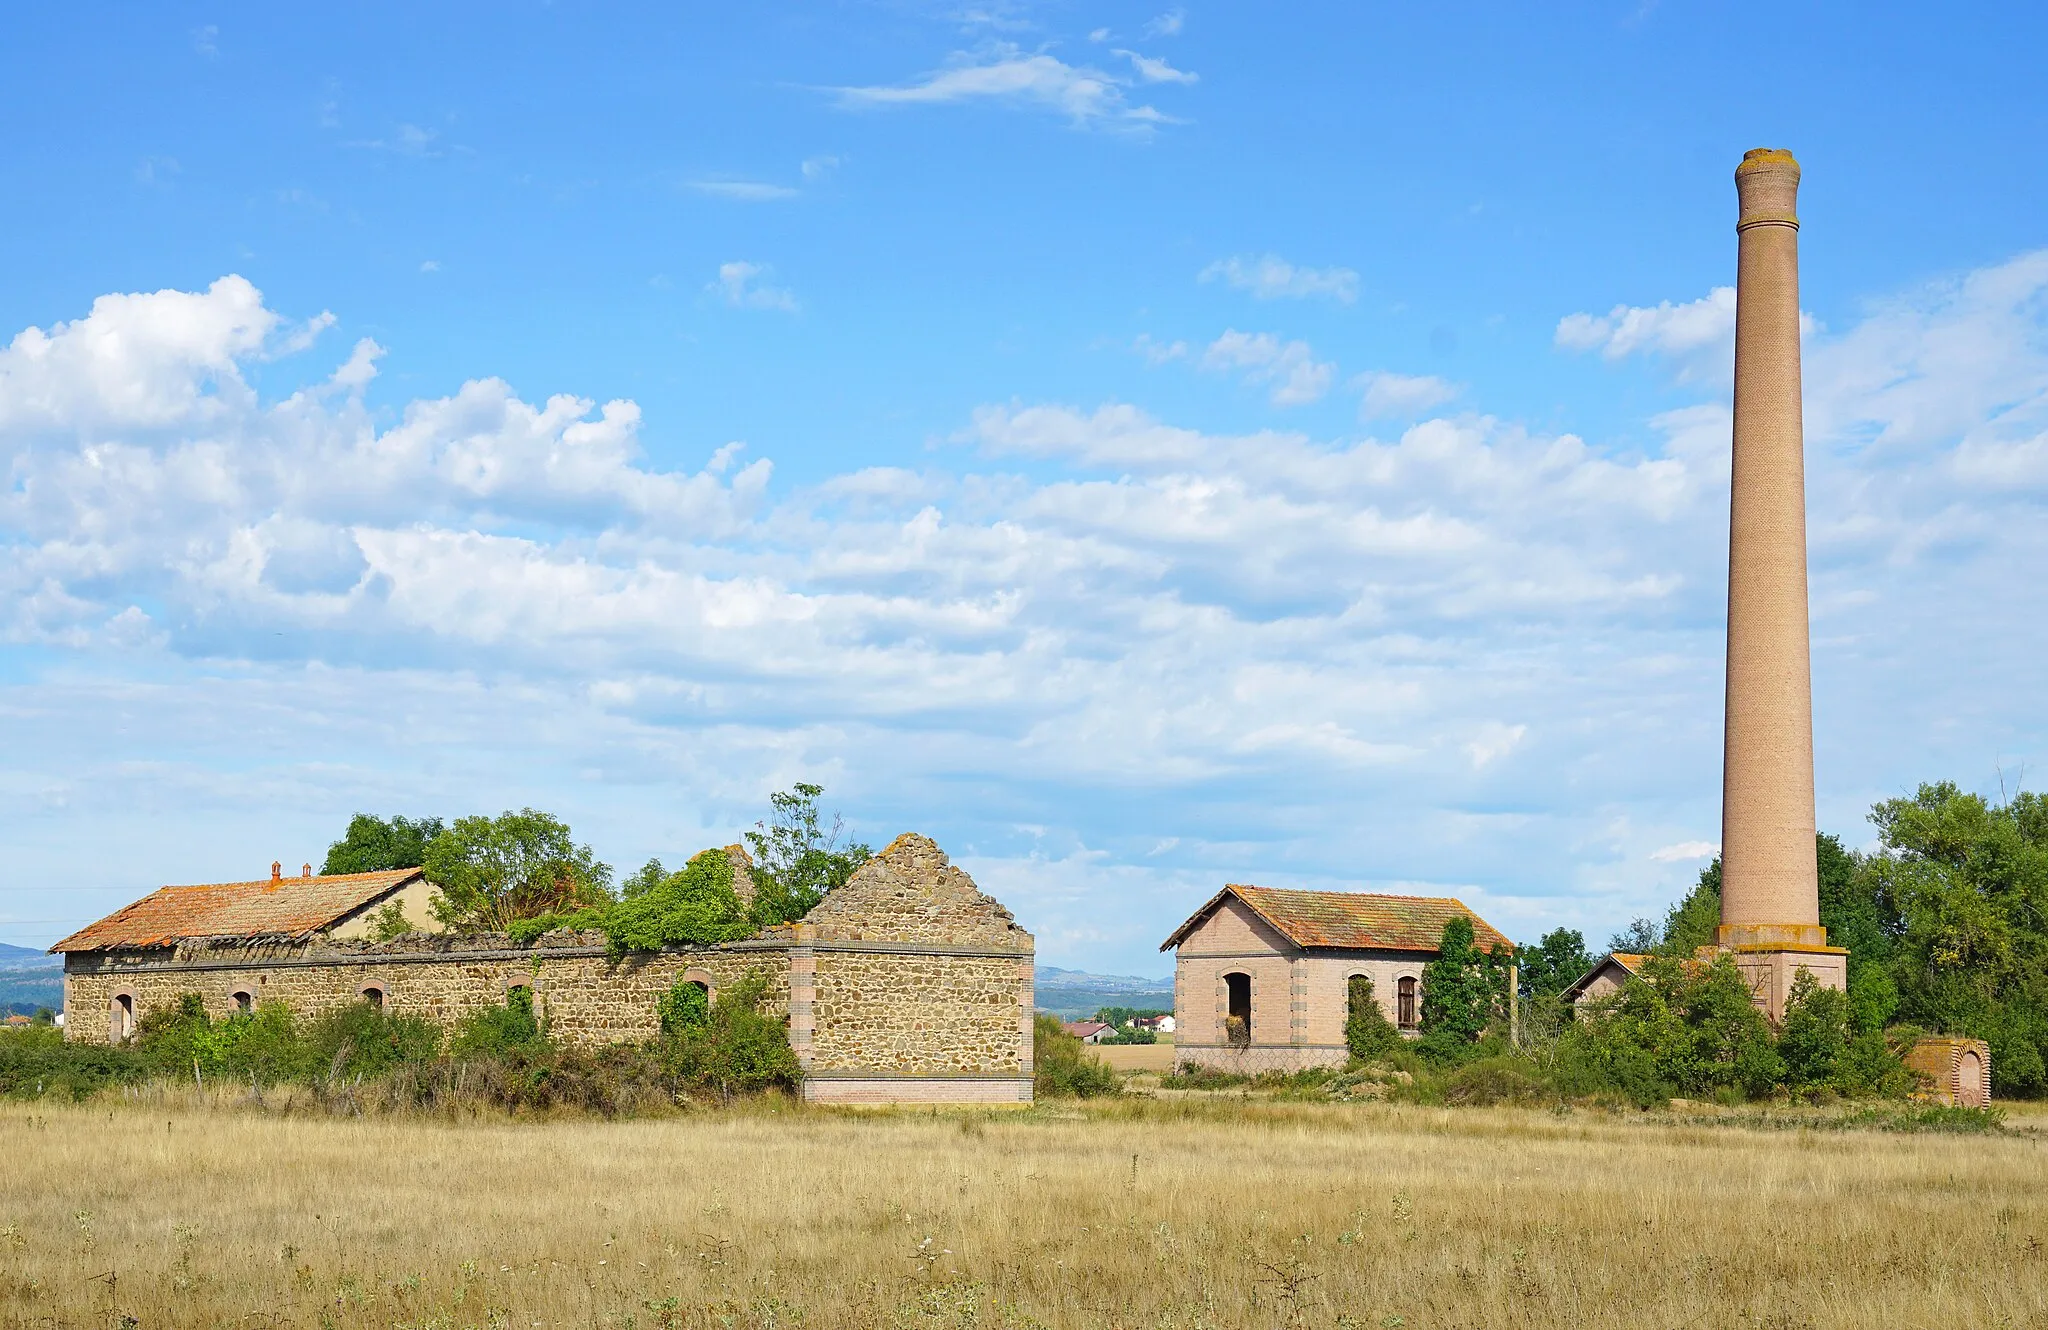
<box><xmin>51</xmin><ymin>869</ymin><xmax>423</xmax><ymax>953</ymax></box>
<box><xmin>1162</xmin><ymin>884</ymin><xmax>1512</xmax><ymax>955</ymax></box>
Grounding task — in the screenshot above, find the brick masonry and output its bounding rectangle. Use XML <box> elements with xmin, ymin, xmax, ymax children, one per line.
<box><xmin>63</xmin><ymin>833</ymin><xmax>1034</xmax><ymax>1106</ymax></box>
<box><xmin>1170</xmin><ymin>895</ymin><xmax>1436</xmax><ymax>1074</ymax></box>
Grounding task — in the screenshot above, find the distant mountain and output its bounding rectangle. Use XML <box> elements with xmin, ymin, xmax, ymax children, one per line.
<box><xmin>1034</xmin><ymin>966</ymin><xmax>1173</xmax><ymax>1020</ymax></box>
<box><xmin>0</xmin><ymin>943</ymin><xmax>62</xmax><ymax>1016</ymax></box>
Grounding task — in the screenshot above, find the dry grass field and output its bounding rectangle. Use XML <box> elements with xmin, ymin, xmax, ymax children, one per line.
<box><xmin>1</xmin><ymin>1095</ymin><xmax>2044</xmax><ymax>1330</ymax></box>
<box><xmin>1090</xmin><ymin>1040</ymin><xmax>1178</xmax><ymax>1074</ymax></box>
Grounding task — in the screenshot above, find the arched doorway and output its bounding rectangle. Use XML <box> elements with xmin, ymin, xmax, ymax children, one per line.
<box><xmin>1223</xmin><ymin>972</ymin><xmax>1251</xmax><ymax>1047</ymax></box>
<box><xmin>1958</xmin><ymin>1049</ymin><xmax>1988</xmax><ymax>1107</ymax></box>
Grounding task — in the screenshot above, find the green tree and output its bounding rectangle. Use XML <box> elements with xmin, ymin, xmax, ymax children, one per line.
<box><xmin>1344</xmin><ymin>974</ymin><xmax>1400</xmax><ymax>1061</ymax></box>
<box><xmin>1517</xmin><ymin>928</ymin><xmax>1593</xmax><ymax>999</ymax></box>
<box><xmin>1659</xmin><ymin>859</ymin><xmax>1722</xmax><ymax>956</ymax></box>
<box><xmin>424</xmin><ymin>810</ymin><xmax>613</xmax><ymax>932</ymax></box>
<box><xmin>322</xmin><ymin>814</ymin><xmax>446</xmax><ymax>875</ymax></box>
<box><xmin>1778</xmin><ymin>968</ymin><xmax>1850</xmax><ymax>1091</ymax></box>
<box><xmin>743</xmin><ymin>783</ymin><xmax>872</xmax><ymax>925</ymax></box>
<box><xmin>603</xmin><ymin>848</ymin><xmax>755</xmax><ymax>953</ymax></box>
<box><xmin>1862</xmin><ymin>782</ymin><xmax>2048</xmax><ymax>1096</ymax></box>
<box><xmin>659</xmin><ymin>970</ymin><xmax>800</xmax><ymax>1100</ymax></box>
<box><xmin>1419</xmin><ymin>916</ymin><xmax>1506</xmax><ymax>1059</ymax></box>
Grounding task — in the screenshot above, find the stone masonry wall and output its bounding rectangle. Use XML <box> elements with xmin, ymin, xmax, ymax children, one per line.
<box><xmin>794</xmin><ymin>834</ymin><xmax>1034</xmax><ymax>1102</ymax></box>
<box><xmin>808</xmin><ymin>951</ymin><xmax>1025</xmax><ymax>1075</ymax></box>
<box><xmin>63</xmin><ymin>831</ymin><xmax>1036</xmax><ymax>1105</ymax></box>
<box><xmin>64</xmin><ymin>934</ymin><xmax>789</xmax><ymax>1048</ymax></box>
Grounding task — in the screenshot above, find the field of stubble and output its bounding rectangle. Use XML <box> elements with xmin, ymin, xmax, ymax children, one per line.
<box><xmin>1</xmin><ymin>1096</ymin><xmax>2043</xmax><ymax>1330</ymax></box>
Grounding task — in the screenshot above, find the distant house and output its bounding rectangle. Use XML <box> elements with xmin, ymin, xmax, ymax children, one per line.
<box><xmin>1161</xmin><ymin>884</ymin><xmax>1514</xmax><ymax>1073</ymax></box>
<box><xmin>1064</xmin><ymin>1020</ymin><xmax>1114</xmax><ymax>1044</ymax></box>
<box><xmin>2</xmin><ymin>1014</ymin><xmax>30</xmax><ymax>1028</ymax></box>
<box><xmin>1561</xmin><ymin>952</ymin><xmax>1651</xmax><ymax>1010</ymax></box>
<box><xmin>1131</xmin><ymin>1013</ymin><xmax>1175</xmax><ymax>1034</ymax></box>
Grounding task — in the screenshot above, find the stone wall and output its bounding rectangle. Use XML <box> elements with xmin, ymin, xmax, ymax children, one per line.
<box><xmin>62</xmin><ymin>831</ymin><xmax>1036</xmax><ymax>1106</ymax></box>
<box><xmin>793</xmin><ymin>834</ymin><xmax>1035</xmax><ymax>1104</ymax></box>
<box><xmin>63</xmin><ymin>933</ymin><xmax>790</xmax><ymax>1047</ymax></box>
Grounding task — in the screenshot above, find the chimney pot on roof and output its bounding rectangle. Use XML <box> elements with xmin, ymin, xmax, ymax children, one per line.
<box><xmin>302</xmin><ymin>863</ymin><xmax>312</xmax><ymax>878</ymax></box>
<box><xmin>271</xmin><ymin>861</ymin><xmax>282</xmax><ymax>881</ymax></box>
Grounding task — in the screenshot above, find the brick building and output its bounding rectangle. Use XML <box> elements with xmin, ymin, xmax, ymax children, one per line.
<box><xmin>1161</xmin><ymin>884</ymin><xmax>1513</xmax><ymax>1073</ymax></box>
<box><xmin>54</xmin><ymin>833</ymin><xmax>1035</xmax><ymax>1106</ymax></box>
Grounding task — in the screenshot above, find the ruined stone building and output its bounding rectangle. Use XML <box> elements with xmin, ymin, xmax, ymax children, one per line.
<box><xmin>1161</xmin><ymin>884</ymin><xmax>1513</xmax><ymax>1073</ymax></box>
<box><xmin>54</xmin><ymin>833</ymin><xmax>1035</xmax><ymax>1105</ymax></box>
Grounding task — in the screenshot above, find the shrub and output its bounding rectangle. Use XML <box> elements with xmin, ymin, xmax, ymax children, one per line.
<box><xmin>659</xmin><ymin>970</ymin><xmax>800</xmax><ymax>1100</ymax></box>
<box><xmin>1440</xmin><ymin>1055</ymin><xmax>1552</xmax><ymax>1107</ymax></box>
<box><xmin>603</xmin><ymin>849</ymin><xmax>755</xmax><ymax>954</ymax></box>
<box><xmin>1779</xmin><ymin>969</ymin><xmax>1851</xmax><ymax>1091</ymax></box>
<box><xmin>1033</xmin><ymin>1014</ymin><xmax>1119</xmax><ymax>1098</ymax></box>
<box><xmin>0</xmin><ymin>1025</ymin><xmax>144</xmax><ymax>1100</ymax></box>
<box><xmin>656</xmin><ymin>978</ymin><xmax>711</xmax><ymax>1035</ymax></box>
<box><xmin>452</xmin><ymin>986</ymin><xmax>547</xmax><ymax>1059</ymax></box>
<box><xmin>1344</xmin><ymin>974</ymin><xmax>1400</xmax><ymax>1061</ymax></box>
<box><xmin>304</xmin><ymin>1001</ymin><xmax>442</xmax><ymax>1080</ymax></box>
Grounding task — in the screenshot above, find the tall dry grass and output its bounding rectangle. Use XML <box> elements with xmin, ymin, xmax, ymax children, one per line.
<box><xmin>0</xmin><ymin>1094</ymin><xmax>2043</xmax><ymax>1329</ymax></box>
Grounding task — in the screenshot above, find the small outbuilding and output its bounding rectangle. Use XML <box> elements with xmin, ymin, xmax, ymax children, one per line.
<box><xmin>1160</xmin><ymin>884</ymin><xmax>1513</xmax><ymax>1074</ymax></box>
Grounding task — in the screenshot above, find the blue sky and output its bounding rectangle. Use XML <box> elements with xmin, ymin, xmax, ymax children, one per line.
<box><xmin>3</xmin><ymin>3</ymin><xmax>2045</xmax><ymax>974</ymax></box>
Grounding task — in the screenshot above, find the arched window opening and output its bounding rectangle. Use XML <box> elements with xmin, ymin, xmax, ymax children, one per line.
<box><xmin>658</xmin><ymin>978</ymin><xmax>711</xmax><ymax>1036</ymax></box>
<box><xmin>1396</xmin><ymin>975</ymin><xmax>1419</xmax><ymax>1030</ymax></box>
<box><xmin>231</xmin><ymin>989</ymin><xmax>254</xmax><ymax>1015</ymax></box>
<box><xmin>360</xmin><ymin>985</ymin><xmax>387</xmax><ymax>1011</ymax></box>
<box><xmin>110</xmin><ymin>993</ymin><xmax>136</xmax><ymax>1043</ymax></box>
<box><xmin>1223</xmin><ymin>972</ymin><xmax>1252</xmax><ymax>1047</ymax></box>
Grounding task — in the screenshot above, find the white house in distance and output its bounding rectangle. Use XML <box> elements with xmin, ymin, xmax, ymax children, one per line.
<box><xmin>1161</xmin><ymin>884</ymin><xmax>1514</xmax><ymax>1074</ymax></box>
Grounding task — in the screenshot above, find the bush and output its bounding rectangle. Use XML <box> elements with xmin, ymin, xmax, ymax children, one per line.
<box><xmin>659</xmin><ymin>970</ymin><xmax>800</xmax><ymax>1100</ymax></box>
<box><xmin>0</xmin><ymin>1025</ymin><xmax>144</xmax><ymax>1100</ymax></box>
<box><xmin>1033</xmin><ymin>1014</ymin><xmax>1119</xmax><ymax>1098</ymax></box>
<box><xmin>452</xmin><ymin>985</ymin><xmax>547</xmax><ymax>1058</ymax></box>
<box><xmin>1439</xmin><ymin>1055</ymin><xmax>1552</xmax><ymax>1107</ymax></box>
<box><xmin>304</xmin><ymin>1001</ymin><xmax>442</xmax><ymax>1081</ymax></box>
<box><xmin>657</xmin><ymin>978</ymin><xmax>711</xmax><ymax>1035</ymax></box>
<box><xmin>1344</xmin><ymin>974</ymin><xmax>1400</xmax><ymax>1061</ymax></box>
<box><xmin>603</xmin><ymin>849</ymin><xmax>756</xmax><ymax>954</ymax></box>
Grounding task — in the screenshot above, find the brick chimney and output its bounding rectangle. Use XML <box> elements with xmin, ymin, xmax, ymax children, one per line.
<box><xmin>271</xmin><ymin>861</ymin><xmax>281</xmax><ymax>881</ymax></box>
<box><xmin>302</xmin><ymin>863</ymin><xmax>312</xmax><ymax>878</ymax></box>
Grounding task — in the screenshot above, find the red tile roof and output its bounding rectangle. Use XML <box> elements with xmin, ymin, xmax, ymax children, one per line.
<box><xmin>51</xmin><ymin>869</ymin><xmax>423</xmax><ymax>953</ymax></box>
<box><xmin>1161</xmin><ymin>884</ymin><xmax>1513</xmax><ymax>955</ymax></box>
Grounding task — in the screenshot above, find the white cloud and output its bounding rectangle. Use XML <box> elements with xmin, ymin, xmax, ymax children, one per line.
<box><xmin>1465</xmin><ymin>722</ymin><xmax>1527</xmax><ymax>770</ymax></box>
<box><xmin>346</xmin><ymin>123</ymin><xmax>442</xmax><ymax>157</ymax></box>
<box><xmin>709</xmin><ymin>261</ymin><xmax>799</xmax><ymax>313</ymax></box>
<box><xmin>1650</xmin><ymin>840</ymin><xmax>1717</xmax><ymax>862</ymax></box>
<box><xmin>830</xmin><ymin>45</ymin><xmax>1173</xmax><ymax>131</ymax></box>
<box><xmin>2</xmin><ymin>258</ymin><xmax>2046</xmax><ymax>969</ymax></box>
<box><xmin>1200</xmin><ymin>254</ymin><xmax>1358</xmax><ymax>304</ymax></box>
<box><xmin>1355</xmin><ymin>370</ymin><xmax>1460</xmax><ymax>419</ymax></box>
<box><xmin>1115</xmin><ymin>50</ymin><xmax>1197</xmax><ymax>84</ymax></box>
<box><xmin>419</xmin><ymin>260</ymin><xmax>440</xmax><ymax>274</ymax></box>
<box><xmin>134</xmin><ymin>156</ymin><xmax>180</xmax><ymax>187</ymax></box>
<box><xmin>1556</xmin><ymin>287</ymin><xmax>1822</xmax><ymax>385</ymax></box>
<box><xmin>1201</xmin><ymin>330</ymin><xmax>1335</xmax><ymax>405</ymax></box>
<box><xmin>1132</xmin><ymin>334</ymin><xmax>1187</xmax><ymax>365</ymax></box>
<box><xmin>1556</xmin><ymin>286</ymin><xmax>1737</xmax><ymax>361</ymax></box>
<box><xmin>800</xmin><ymin>156</ymin><xmax>841</xmax><ymax>180</ymax></box>
<box><xmin>688</xmin><ymin>180</ymin><xmax>800</xmax><ymax>202</ymax></box>
<box><xmin>1144</xmin><ymin>9</ymin><xmax>1186</xmax><ymax>36</ymax></box>
<box><xmin>192</xmin><ymin>24</ymin><xmax>219</xmax><ymax>57</ymax></box>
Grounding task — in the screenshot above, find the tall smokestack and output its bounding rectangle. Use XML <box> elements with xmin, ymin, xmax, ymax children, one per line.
<box><xmin>1718</xmin><ymin>148</ymin><xmax>1845</xmax><ymax>1016</ymax></box>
